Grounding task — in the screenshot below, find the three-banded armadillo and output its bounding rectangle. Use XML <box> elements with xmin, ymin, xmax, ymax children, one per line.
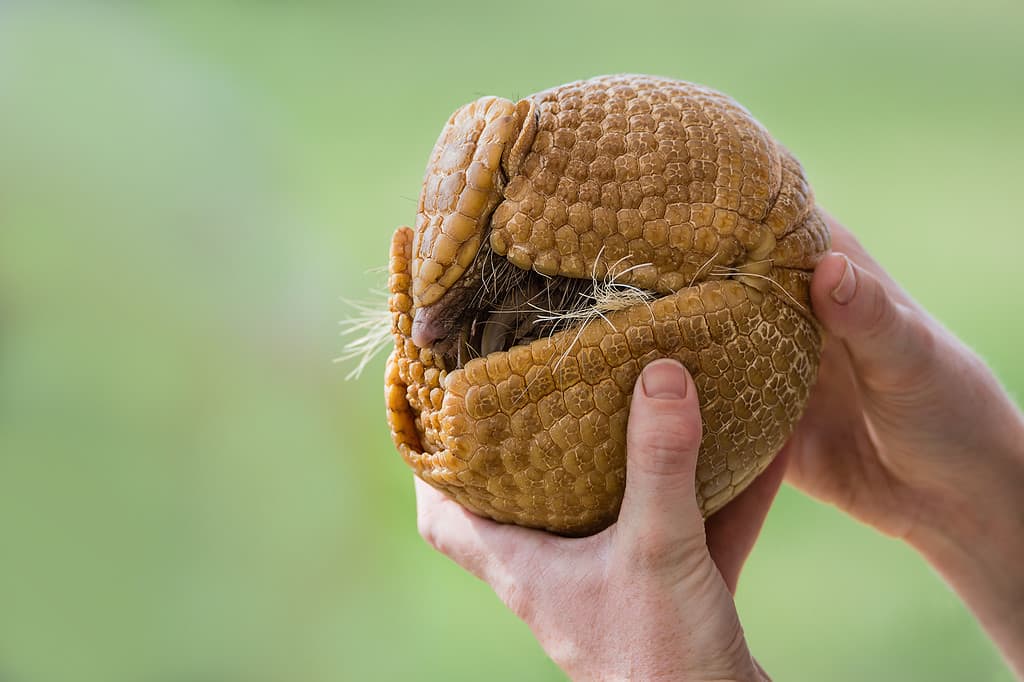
<box><xmin>386</xmin><ymin>74</ymin><xmax>828</xmax><ymax>536</ymax></box>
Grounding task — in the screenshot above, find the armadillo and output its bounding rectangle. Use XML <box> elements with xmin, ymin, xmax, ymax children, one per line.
<box><xmin>385</xmin><ymin>74</ymin><xmax>828</xmax><ymax>536</ymax></box>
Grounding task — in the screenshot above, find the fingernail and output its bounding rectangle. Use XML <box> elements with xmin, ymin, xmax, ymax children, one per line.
<box><xmin>641</xmin><ymin>359</ymin><xmax>688</xmax><ymax>399</ymax></box>
<box><xmin>830</xmin><ymin>254</ymin><xmax>857</xmax><ymax>305</ymax></box>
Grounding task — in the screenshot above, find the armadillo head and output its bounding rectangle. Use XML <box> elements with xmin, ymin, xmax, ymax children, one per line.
<box><xmin>410</xmin><ymin>96</ymin><xmax>536</xmax><ymax>351</ymax></box>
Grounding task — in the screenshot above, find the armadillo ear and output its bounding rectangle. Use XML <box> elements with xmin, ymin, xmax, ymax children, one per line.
<box><xmin>501</xmin><ymin>98</ymin><xmax>537</xmax><ymax>179</ymax></box>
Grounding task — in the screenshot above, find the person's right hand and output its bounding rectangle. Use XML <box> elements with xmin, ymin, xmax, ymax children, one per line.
<box><xmin>781</xmin><ymin>213</ymin><xmax>1024</xmax><ymax>676</ymax></box>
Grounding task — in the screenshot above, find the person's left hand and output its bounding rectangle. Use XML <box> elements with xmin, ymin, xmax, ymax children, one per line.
<box><xmin>415</xmin><ymin>359</ymin><xmax>782</xmax><ymax>681</ymax></box>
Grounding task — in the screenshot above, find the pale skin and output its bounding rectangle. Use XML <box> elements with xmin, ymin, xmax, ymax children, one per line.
<box><xmin>414</xmin><ymin>215</ymin><xmax>1024</xmax><ymax>681</ymax></box>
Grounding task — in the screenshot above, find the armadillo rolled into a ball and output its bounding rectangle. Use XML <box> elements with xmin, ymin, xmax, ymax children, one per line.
<box><xmin>386</xmin><ymin>74</ymin><xmax>829</xmax><ymax>536</ymax></box>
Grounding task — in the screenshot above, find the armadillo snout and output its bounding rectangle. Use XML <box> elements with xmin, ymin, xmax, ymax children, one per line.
<box><xmin>410</xmin><ymin>305</ymin><xmax>449</xmax><ymax>349</ymax></box>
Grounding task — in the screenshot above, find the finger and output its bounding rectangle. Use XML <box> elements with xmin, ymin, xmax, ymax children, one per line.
<box><xmin>615</xmin><ymin>359</ymin><xmax>706</xmax><ymax>569</ymax></box>
<box><xmin>413</xmin><ymin>476</ymin><xmax>547</xmax><ymax>584</ymax></box>
<box><xmin>811</xmin><ymin>251</ymin><xmax>935</xmax><ymax>391</ymax></box>
<box><xmin>705</xmin><ymin>448</ymin><xmax>788</xmax><ymax>594</ymax></box>
<box><xmin>822</xmin><ymin>212</ymin><xmax>914</xmax><ymax>308</ymax></box>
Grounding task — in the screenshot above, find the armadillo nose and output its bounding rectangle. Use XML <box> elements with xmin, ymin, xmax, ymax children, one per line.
<box><xmin>411</xmin><ymin>308</ymin><xmax>445</xmax><ymax>349</ymax></box>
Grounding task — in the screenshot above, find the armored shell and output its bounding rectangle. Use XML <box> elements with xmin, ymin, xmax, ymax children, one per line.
<box><xmin>386</xmin><ymin>75</ymin><xmax>828</xmax><ymax>536</ymax></box>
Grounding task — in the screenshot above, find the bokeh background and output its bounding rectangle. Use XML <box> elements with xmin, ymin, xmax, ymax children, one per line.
<box><xmin>1</xmin><ymin>1</ymin><xmax>1021</xmax><ymax>680</ymax></box>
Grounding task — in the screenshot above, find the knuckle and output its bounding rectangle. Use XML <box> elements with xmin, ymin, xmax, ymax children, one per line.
<box><xmin>913</xmin><ymin>315</ymin><xmax>939</xmax><ymax>360</ymax></box>
<box><xmin>629</xmin><ymin>416</ymin><xmax>701</xmax><ymax>476</ymax></box>
<box><xmin>861</xmin><ymin>300</ymin><xmax>940</xmax><ymax>393</ymax></box>
<box><xmin>630</xmin><ymin>531</ymin><xmax>678</xmax><ymax>572</ymax></box>
<box><xmin>623</xmin><ymin>526</ymin><xmax>707</xmax><ymax>576</ymax></box>
<box><xmin>862</xmin><ymin>275</ymin><xmax>894</xmax><ymax>336</ymax></box>
<box><xmin>897</xmin><ymin>314</ymin><xmax>941</xmax><ymax>386</ymax></box>
<box><xmin>626</xmin><ymin>421</ymin><xmax>700</xmax><ymax>475</ymax></box>
<box><xmin>635</xmin><ymin>443</ymin><xmax>691</xmax><ymax>479</ymax></box>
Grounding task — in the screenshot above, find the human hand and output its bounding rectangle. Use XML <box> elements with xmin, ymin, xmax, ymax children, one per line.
<box><xmin>784</xmin><ymin>213</ymin><xmax>1024</xmax><ymax>537</ymax></box>
<box><xmin>415</xmin><ymin>359</ymin><xmax>782</xmax><ymax>681</ymax></box>
<box><xmin>782</xmin><ymin>213</ymin><xmax>1024</xmax><ymax>675</ymax></box>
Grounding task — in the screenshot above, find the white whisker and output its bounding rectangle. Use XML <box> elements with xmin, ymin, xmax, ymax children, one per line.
<box><xmin>336</xmin><ymin>292</ymin><xmax>393</xmax><ymax>379</ymax></box>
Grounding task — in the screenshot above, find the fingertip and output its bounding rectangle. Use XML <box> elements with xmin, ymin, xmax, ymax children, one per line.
<box><xmin>629</xmin><ymin>360</ymin><xmax>702</xmax><ymax>468</ymax></box>
<box><xmin>638</xmin><ymin>358</ymin><xmax>694</xmax><ymax>401</ymax></box>
<box><xmin>812</xmin><ymin>248</ymin><xmax>933</xmax><ymax>389</ymax></box>
<box><xmin>812</xmin><ymin>251</ymin><xmax>878</xmax><ymax>339</ymax></box>
<box><xmin>812</xmin><ymin>252</ymin><xmax>854</xmax><ymax>306</ymax></box>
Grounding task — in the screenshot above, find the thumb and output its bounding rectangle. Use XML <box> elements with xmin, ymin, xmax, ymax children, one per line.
<box><xmin>811</xmin><ymin>252</ymin><xmax>934</xmax><ymax>390</ymax></box>
<box><xmin>616</xmin><ymin>359</ymin><xmax>706</xmax><ymax>567</ymax></box>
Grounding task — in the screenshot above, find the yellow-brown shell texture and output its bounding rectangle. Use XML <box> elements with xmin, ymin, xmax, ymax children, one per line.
<box><xmin>386</xmin><ymin>75</ymin><xmax>829</xmax><ymax>536</ymax></box>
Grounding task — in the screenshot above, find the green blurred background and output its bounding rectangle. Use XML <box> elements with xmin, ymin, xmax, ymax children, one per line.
<box><xmin>1</xmin><ymin>1</ymin><xmax>1021</xmax><ymax>680</ymax></box>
